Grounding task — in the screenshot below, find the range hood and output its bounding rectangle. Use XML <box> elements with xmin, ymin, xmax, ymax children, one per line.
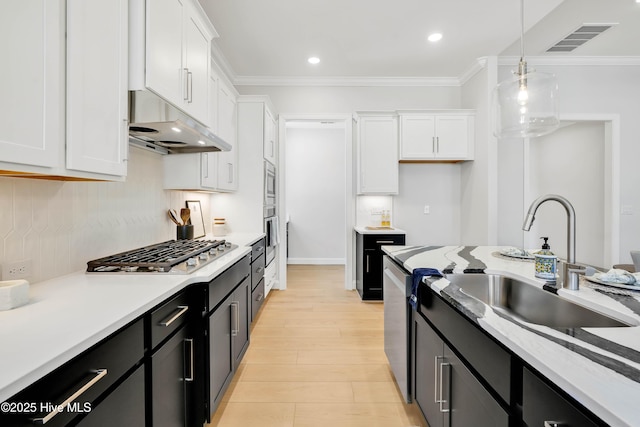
<box><xmin>128</xmin><ymin>90</ymin><xmax>231</xmax><ymax>154</ymax></box>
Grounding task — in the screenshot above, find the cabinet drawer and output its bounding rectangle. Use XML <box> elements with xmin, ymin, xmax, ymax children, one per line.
<box><xmin>150</xmin><ymin>291</ymin><xmax>191</xmax><ymax>350</ymax></box>
<box><xmin>251</xmin><ymin>253</ymin><xmax>265</xmax><ymax>290</ymax></box>
<box><xmin>522</xmin><ymin>367</ymin><xmax>601</xmax><ymax>427</ymax></box>
<box><xmin>251</xmin><ymin>278</ymin><xmax>266</xmax><ymax>322</ymax></box>
<box><xmin>363</xmin><ymin>234</ymin><xmax>405</xmax><ymax>249</ymax></box>
<box><xmin>251</xmin><ymin>238</ymin><xmax>266</xmax><ymax>262</ymax></box>
<box><xmin>419</xmin><ymin>282</ymin><xmax>511</xmax><ymax>404</ymax></box>
<box><xmin>0</xmin><ymin>319</ymin><xmax>144</xmax><ymax>427</ymax></box>
<box><xmin>208</xmin><ymin>255</ymin><xmax>251</xmax><ymax>311</ymax></box>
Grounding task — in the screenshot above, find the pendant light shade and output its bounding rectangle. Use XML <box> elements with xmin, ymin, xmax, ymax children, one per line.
<box><xmin>492</xmin><ymin>0</ymin><xmax>560</xmax><ymax>139</ymax></box>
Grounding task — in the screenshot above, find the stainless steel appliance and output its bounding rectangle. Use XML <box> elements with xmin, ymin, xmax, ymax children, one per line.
<box><xmin>382</xmin><ymin>255</ymin><xmax>412</xmax><ymax>403</ymax></box>
<box><xmin>128</xmin><ymin>90</ymin><xmax>231</xmax><ymax>154</ymax></box>
<box><xmin>264</xmin><ymin>216</ymin><xmax>278</xmax><ymax>266</ymax></box>
<box><xmin>86</xmin><ymin>239</ymin><xmax>237</xmax><ymax>274</ymax></box>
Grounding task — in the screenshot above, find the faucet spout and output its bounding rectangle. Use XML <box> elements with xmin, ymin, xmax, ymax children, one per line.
<box><xmin>522</xmin><ymin>194</ymin><xmax>576</xmax><ymax>265</ymax></box>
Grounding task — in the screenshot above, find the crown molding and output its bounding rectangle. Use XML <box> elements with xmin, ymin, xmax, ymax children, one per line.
<box><xmin>231</xmin><ymin>75</ymin><xmax>461</xmax><ymax>87</ymax></box>
<box><xmin>458</xmin><ymin>57</ymin><xmax>489</xmax><ymax>85</ymax></box>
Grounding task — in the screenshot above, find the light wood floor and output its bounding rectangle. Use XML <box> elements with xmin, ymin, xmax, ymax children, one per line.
<box><xmin>208</xmin><ymin>265</ymin><xmax>428</xmax><ymax>427</ymax></box>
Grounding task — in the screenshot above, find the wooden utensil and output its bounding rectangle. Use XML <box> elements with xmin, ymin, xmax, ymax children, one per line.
<box><xmin>180</xmin><ymin>208</ymin><xmax>191</xmax><ymax>225</ymax></box>
<box><xmin>168</xmin><ymin>209</ymin><xmax>181</xmax><ymax>226</ymax></box>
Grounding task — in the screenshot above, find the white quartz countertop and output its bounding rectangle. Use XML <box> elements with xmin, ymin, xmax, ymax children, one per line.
<box><xmin>0</xmin><ymin>232</ymin><xmax>264</xmax><ymax>403</ymax></box>
<box><xmin>354</xmin><ymin>226</ymin><xmax>406</xmax><ymax>235</ymax></box>
<box><xmin>383</xmin><ymin>245</ymin><xmax>640</xmax><ymax>427</ymax></box>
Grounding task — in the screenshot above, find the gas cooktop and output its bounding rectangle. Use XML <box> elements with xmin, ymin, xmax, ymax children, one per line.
<box><xmin>86</xmin><ymin>239</ymin><xmax>238</xmax><ymax>274</ymax></box>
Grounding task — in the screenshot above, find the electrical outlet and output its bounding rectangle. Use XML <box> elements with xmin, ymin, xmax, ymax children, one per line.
<box><xmin>1</xmin><ymin>259</ymin><xmax>33</xmax><ymax>280</ymax></box>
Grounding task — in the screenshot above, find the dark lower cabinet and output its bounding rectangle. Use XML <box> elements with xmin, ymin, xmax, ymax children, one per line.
<box><xmin>414</xmin><ymin>312</ymin><xmax>508</xmax><ymax>427</ymax></box>
<box><xmin>150</xmin><ymin>324</ymin><xmax>195</xmax><ymax>427</ymax></box>
<box><xmin>76</xmin><ymin>365</ymin><xmax>146</xmax><ymax>427</ymax></box>
<box><xmin>206</xmin><ymin>255</ymin><xmax>251</xmax><ymax>420</ymax></box>
<box><xmin>356</xmin><ymin>232</ymin><xmax>405</xmax><ymax>300</ymax></box>
<box><xmin>522</xmin><ymin>367</ymin><xmax>602</xmax><ymax>427</ymax></box>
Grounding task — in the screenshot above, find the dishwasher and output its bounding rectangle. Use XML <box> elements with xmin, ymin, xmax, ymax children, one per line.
<box><xmin>383</xmin><ymin>255</ymin><xmax>412</xmax><ymax>403</ymax></box>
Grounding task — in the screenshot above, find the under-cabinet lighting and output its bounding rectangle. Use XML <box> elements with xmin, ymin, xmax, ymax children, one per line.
<box><xmin>171</xmin><ymin>127</ymin><xmax>181</xmax><ymax>133</ymax></box>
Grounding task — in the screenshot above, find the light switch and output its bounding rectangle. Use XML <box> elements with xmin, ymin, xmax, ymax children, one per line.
<box><xmin>424</xmin><ymin>205</ymin><xmax>430</xmax><ymax>214</ymax></box>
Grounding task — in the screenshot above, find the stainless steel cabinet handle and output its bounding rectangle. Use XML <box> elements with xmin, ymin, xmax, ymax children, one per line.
<box><xmin>256</xmin><ymin>293</ymin><xmax>264</xmax><ymax>302</ymax></box>
<box><xmin>160</xmin><ymin>305</ymin><xmax>189</xmax><ymax>327</ymax></box>
<box><xmin>376</xmin><ymin>240</ymin><xmax>395</xmax><ymax>244</ymax></box>
<box><xmin>31</xmin><ymin>369</ymin><xmax>107</xmax><ymax>424</ymax></box>
<box><xmin>256</xmin><ymin>267</ymin><xmax>264</xmax><ymax>275</ymax></box>
<box><xmin>438</xmin><ymin>361</ymin><xmax>451</xmax><ymax>413</ymax></box>
<box><xmin>436</xmin><ymin>136</ymin><xmax>440</xmax><ymax>153</ymax></box>
<box><xmin>184</xmin><ymin>338</ymin><xmax>194</xmax><ymax>382</ymax></box>
<box><xmin>255</xmin><ymin>246</ymin><xmax>265</xmax><ymax>253</ymax></box>
<box><xmin>183</xmin><ymin>68</ymin><xmax>189</xmax><ymax>101</ymax></box>
<box><xmin>228</xmin><ymin>163</ymin><xmax>233</xmax><ymax>183</ymax></box>
<box><xmin>203</xmin><ymin>153</ymin><xmax>209</xmax><ymax>178</ymax></box>
<box><xmin>366</xmin><ymin>254</ymin><xmax>370</xmax><ymax>273</ymax></box>
<box><xmin>122</xmin><ymin>119</ymin><xmax>129</xmax><ymax>162</ymax></box>
<box><xmin>231</xmin><ymin>301</ymin><xmax>239</xmax><ymax>337</ymax></box>
<box><xmin>433</xmin><ymin>356</ymin><xmax>441</xmax><ymax>404</ymax></box>
<box><xmin>187</xmin><ymin>71</ymin><xmax>193</xmax><ymax>103</ymax></box>
<box><xmin>432</xmin><ymin>136</ymin><xmax>435</xmax><ymax>153</ymax></box>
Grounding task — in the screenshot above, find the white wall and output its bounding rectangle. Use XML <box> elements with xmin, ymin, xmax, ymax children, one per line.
<box><xmin>0</xmin><ymin>147</ymin><xmax>210</xmax><ymax>283</ymax></box>
<box><xmin>286</xmin><ymin>126</ymin><xmax>346</xmax><ymax>264</ymax></box>
<box><xmin>496</xmin><ymin>62</ymin><xmax>640</xmax><ymax>264</ymax></box>
<box><xmin>394</xmin><ymin>163</ymin><xmax>461</xmax><ymax>245</ymax></box>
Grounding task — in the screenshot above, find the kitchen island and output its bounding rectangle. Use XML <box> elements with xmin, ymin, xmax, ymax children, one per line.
<box><xmin>383</xmin><ymin>245</ymin><xmax>640</xmax><ymax>427</ymax></box>
<box><xmin>0</xmin><ymin>233</ymin><xmax>264</xmax><ymax>405</ymax></box>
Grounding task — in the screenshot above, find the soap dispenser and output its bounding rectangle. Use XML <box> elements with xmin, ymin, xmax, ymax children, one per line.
<box><xmin>535</xmin><ymin>237</ymin><xmax>557</xmax><ymax>280</ymax></box>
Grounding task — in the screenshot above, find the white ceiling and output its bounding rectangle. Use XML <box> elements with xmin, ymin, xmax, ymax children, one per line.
<box><xmin>197</xmin><ymin>0</ymin><xmax>640</xmax><ymax>84</ymax></box>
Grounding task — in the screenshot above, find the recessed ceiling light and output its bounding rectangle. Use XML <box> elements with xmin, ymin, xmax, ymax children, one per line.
<box><xmin>428</xmin><ymin>33</ymin><xmax>443</xmax><ymax>42</ymax></box>
<box><xmin>308</xmin><ymin>57</ymin><xmax>320</xmax><ymax>65</ymax></box>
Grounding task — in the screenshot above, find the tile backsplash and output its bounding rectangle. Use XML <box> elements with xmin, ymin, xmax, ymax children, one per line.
<box><xmin>0</xmin><ymin>147</ymin><xmax>210</xmax><ymax>283</ymax></box>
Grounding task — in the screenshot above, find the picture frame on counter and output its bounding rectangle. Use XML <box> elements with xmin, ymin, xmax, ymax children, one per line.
<box><xmin>186</xmin><ymin>200</ymin><xmax>205</xmax><ymax>238</ymax></box>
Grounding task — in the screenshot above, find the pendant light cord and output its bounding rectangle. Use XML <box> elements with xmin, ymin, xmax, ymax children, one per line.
<box><xmin>520</xmin><ymin>0</ymin><xmax>525</xmax><ymax>61</ymax></box>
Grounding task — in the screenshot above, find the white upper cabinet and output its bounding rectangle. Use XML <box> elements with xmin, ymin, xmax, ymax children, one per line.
<box><xmin>66</xmin><ymin>0</ymin><xmax>129</xmax><ymax>176</ymax></box>
<box><xmin>144</xmin><ymin>0</ymin><xmax>214</xmax><ymax>126</ymax></box>
<box><xmin>0</xmin><ymin>0</ymin><xmax>127</xmax><ymax>180</ymax></box>
<box><xmin>263</xmin><ymin>107</ymin><xmax>277</xmax><ymax>166</ymax></box>
<box><xmin>0</xmin><ymin>0</ymin><xmax>64</xmax><ymax>169</ymax></box>
<box><xmin>216</xmin><ymin>79</ymin><xmax>238</xmax><ymax>191</ymax></box>
<box><xmin>357</xmin><ymin>113</ymin><xmax>399</xmax><ymax>195</ymax></box>
<box><xmin>399</xmin><ymin>111</ymin><xmax>475</xmax><ymax>161</ymax></box>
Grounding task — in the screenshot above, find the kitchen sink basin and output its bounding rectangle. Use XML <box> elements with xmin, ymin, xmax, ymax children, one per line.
<box><xmin>445</xmin><ymin>274</ymin><xmax>631</xmax><ymax>328</ymax></box>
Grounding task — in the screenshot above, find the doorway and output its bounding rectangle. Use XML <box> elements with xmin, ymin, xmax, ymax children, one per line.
<box><xmin>278</xmin><ymin>115</ymin><xmax>355</xmax><ymax>290</ymax></box>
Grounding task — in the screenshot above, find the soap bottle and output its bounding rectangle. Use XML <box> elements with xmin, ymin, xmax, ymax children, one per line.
<box><xmin>534</xmin><ymin>237</ymin><xmax>557</xmax><ymax>280</ymax></box>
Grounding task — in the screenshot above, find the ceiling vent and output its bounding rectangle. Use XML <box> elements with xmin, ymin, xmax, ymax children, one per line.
<box><xmin>546</xmin><ymin>23</ymin><xmax>617</xmax><ymax>53</ymax></box>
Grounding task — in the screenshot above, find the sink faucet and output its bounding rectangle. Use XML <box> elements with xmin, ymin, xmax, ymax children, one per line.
<box><xmin>522</xmin><ymin>194</ymin><xmax>578</xmax><ymax>289</ymax></box>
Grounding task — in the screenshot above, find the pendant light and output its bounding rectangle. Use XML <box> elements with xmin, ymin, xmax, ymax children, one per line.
<box><xmin>492</xmin><ymin>0</ymin><xmax>559</xmax><ymax>139</ymax></box>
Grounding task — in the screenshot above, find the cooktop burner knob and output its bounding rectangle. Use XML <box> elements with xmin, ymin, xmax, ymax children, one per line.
<box><xmin>225</xmin><ymin>241</ymin><xmax>232</xmax><ymax>248</ymax></box>
<box><xmin>217</xmin><ymin>246</ymin><xmax>225</xmax><ymax>252</ymax></box>
<box><xmin>199</xmin><ymin>253</ymin><xmax>208</xmax><ymax>260</ymax></box>
<box><xmin>187</xmin><ymin>257</ymin><xmax>197</xmax><ymax>266</ymax></box>
<box><xmin>209</xmin><ymin>248</ymin><xmax>217</xmax><ymax>255</ymax></box>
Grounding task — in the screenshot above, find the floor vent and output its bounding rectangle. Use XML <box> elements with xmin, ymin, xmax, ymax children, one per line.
<box><xmin>546</xmin><ymin>23</ymin><xmax>616</xmax><ymax>53</ymax></box>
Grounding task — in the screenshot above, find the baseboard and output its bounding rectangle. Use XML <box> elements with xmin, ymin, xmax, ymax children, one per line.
<box><xmin>287</xmin><ymin>258</ymin><xmax>346</xmax><ymax>265</ymax></box>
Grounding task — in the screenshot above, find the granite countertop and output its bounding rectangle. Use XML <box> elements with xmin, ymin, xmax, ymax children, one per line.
<box><xmin>383</xmin><ymin>245</ymin><xmax>640</xmax><ymax>427</ymax></box>
<box><xmin>0</xmin><ymin>232</ymin><xmax>264</xmax><ymax>403</ymax></box>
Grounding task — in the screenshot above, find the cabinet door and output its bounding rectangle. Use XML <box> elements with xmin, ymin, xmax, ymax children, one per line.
<box><xmin>434</xmin><ymin>116</ymin><xmax>470</xmax><ymax>159</ymax></box>
<box><xmin>445</xmin><ymin>344</ymin><xmax>508</xmax><ymax>427</ymax></box>
<box><xmin>0</xmin><ymin>0</ymin><xmax>64</xmax><ymax>168</ymax></box>
<box><xmin>232</xmin><ymin>278</ymin><xmax>250</xmax><ymax>368</ymax></box>
<box><xmin>209</xmin><ymin>293</ymin><xmax>233</xmax><ymax>412</ymax></box>
<box><xmin>216</xmin><ymin>79</ymin><xmax>238</xmax><ymax>191</ymax></box>
<box><xmin>264</xmin><ymin>107</ymin><xmax>277</xmax><ymax>165</ymax></box>
<box><xmin>76</xmin><ymin>366</ymin><xmax>146</xmax><ymax>427</ymax></box>
<box><xmin>414</xmin><ymin>313</ymin><xmax>445</xmax><ymax>427</ymax></box>
<box><xmin>201</xmin><ymin>152</ymin><xmax>218</xmax><ymax>189</ymax></box>
<box><xmin>146</xmin><ymin>0</ymin><xmax>184</xmax><ymax>106</ymax></box>
<box><xmin>151</xmin><ymin>325</ymin><xmax>194</xmax><ymax>427</ymax></box>
<box><xmin>357</xmin><ymin>116</ymin><xmax>398</xmax><ymax>194</ymax></box>
<box><xmin>400</xmin><ymin>115</ymin><xmax>436</xmax><ymax>159</ymax></box>
<box><xmin>66</xmin><ymin>0</ymin><xmax>128</xmax><ymax>177</ymax></box>
<box><xmin>183</xmin><ymin>6</ymin><xmax>210</xmax><ymax>124</ymax></box>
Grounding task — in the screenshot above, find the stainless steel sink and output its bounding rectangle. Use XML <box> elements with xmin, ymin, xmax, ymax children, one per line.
<box><xmin>445</xmin><ymin>274</ymin><xmax>631</xmax><ymax>328</ymax></box>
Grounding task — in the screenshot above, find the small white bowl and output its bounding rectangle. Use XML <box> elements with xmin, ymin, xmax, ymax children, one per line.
<box><xmin>0</xmin><ymin>279</ymin><xmax>29</xmax><ymax>311</ymax></box>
